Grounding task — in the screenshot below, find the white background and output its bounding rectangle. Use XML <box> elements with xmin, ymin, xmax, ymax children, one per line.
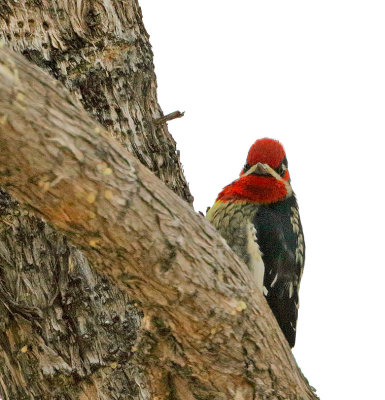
<box><xmin>140</xmin><ymin>1</ymin><xmax>385</xmax><ymax>399</ymax></box>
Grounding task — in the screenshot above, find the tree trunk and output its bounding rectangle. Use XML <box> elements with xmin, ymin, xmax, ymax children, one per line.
<box><xmin>0</xmin><ymin>189</ymin><xmax>146</xmax><ymax>399</ymax></box>
<box><xmin>0</xmin><ymin>0</ymin><xmax>193</xmax><ymax>204</ymax></box>
<box><xmin>0</xmin><ymin>2</ymin><xmax>318</xmax><ymax>400</ymax></box>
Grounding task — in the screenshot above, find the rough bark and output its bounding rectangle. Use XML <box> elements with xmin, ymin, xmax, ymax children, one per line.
<box><xmin>0</xmin><ymin>47</ymin><xmax>317</xmax><ymax>400</ymax></box>
<box><xmin>0</xmin><ymin>0</ymin><xmax>193</xmax><ymax>203</ymax></box>
<box><xmin>0</xmin><ymin>189</ymin><xmax>146</xmax><ymax>400</ymax></box>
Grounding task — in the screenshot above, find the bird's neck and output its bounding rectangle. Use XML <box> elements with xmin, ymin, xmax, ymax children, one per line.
<box><xmin>216</xmin><ymin>175</ymin><xmax>290</xmax><ymax>204</ymax></box>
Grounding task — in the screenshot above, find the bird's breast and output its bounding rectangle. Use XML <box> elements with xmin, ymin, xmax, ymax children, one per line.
<box><xmin>206</xmin><ymin>202</ymin><xmax>266</xmax><ymax>292</ymax></box>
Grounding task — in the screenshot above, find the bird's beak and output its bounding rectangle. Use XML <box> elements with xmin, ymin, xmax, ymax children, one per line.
<box><xmin>243</xmin><ymin>162</ymin><xmax>273</xmax><ymax>177</ymax></box>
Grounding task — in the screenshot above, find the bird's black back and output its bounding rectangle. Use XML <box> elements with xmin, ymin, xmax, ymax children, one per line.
<box><xmin>253</xmin><ymin>195</ymin><xmax>305</xmax><ymax>347</ymax></box>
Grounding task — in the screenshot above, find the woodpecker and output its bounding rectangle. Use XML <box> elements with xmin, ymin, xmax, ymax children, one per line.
<box><xmin>206</xmin><ymin>138</ymin><xmax>305</xmax><ymax>347</ymax></box>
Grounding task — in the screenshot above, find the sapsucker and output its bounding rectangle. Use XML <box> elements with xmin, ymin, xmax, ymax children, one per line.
<box><xmin>206</xmin><ymin>138</ymin><xmax>305</xmax><ymax>347</ymax></box>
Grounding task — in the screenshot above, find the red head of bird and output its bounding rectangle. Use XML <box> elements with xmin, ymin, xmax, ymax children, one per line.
<box><xmin>216</xmin><ymin>138</ymin><xmax>292</xmax><ymax>204</ymax></box>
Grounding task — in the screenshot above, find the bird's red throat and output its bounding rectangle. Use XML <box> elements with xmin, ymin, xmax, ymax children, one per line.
<box><xmin>216</xmin><ymin>175</ymin><xmax>288</xmax><ymax>204</ymax></box>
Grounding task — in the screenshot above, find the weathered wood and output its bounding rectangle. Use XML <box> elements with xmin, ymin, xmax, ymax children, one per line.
<box><xmin>0</xmin><ymin>0</ymin><xmax>193</xmax><ymax>203</ymax></box>
<box><xmin>0</xmin><ymin>47</ymin><xmax>317</xmax><ymax>400</ymax></box>
<box><xmin>0</xmin><ymin>189</ymin><xmax>147</xmax><ymax>399</ymax></box>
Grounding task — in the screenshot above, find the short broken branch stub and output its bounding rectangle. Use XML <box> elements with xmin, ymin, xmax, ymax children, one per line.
<box><xmin>154</xmin><ymin>111</ymin><xmax>185</xmax><ymax>125</ymax></box>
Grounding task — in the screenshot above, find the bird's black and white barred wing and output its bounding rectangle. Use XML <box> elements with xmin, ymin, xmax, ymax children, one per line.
<box><xmin>253</xmin><ymin>195</ymin><xmax>305</xmax><ymax>347</ymax></box>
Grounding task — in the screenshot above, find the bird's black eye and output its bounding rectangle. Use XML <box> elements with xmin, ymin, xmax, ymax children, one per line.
<box><xmin>277</xmin><ymin>164</ymin><xmax>287</xmax><ymax>177</ymax></box>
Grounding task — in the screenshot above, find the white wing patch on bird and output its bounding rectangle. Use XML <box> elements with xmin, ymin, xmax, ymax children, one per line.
<box><xmin>246</xmin><ymin>221</ymin><xmax>265</xmax><ymax>294</ymax></box>
<box><xmin>288</xmin><ymin>282</ymin><xmax>294</xmax><ymax>298</ymax></box>
<box><xmin>290</xmin><ymin>207</ymin><xmax>304</xmax><ymax>263</ymax></box>
<box><xmin>270</xmin><ymin>273</ymin><xmax>278</xmax><ymax>288</ymax></box>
